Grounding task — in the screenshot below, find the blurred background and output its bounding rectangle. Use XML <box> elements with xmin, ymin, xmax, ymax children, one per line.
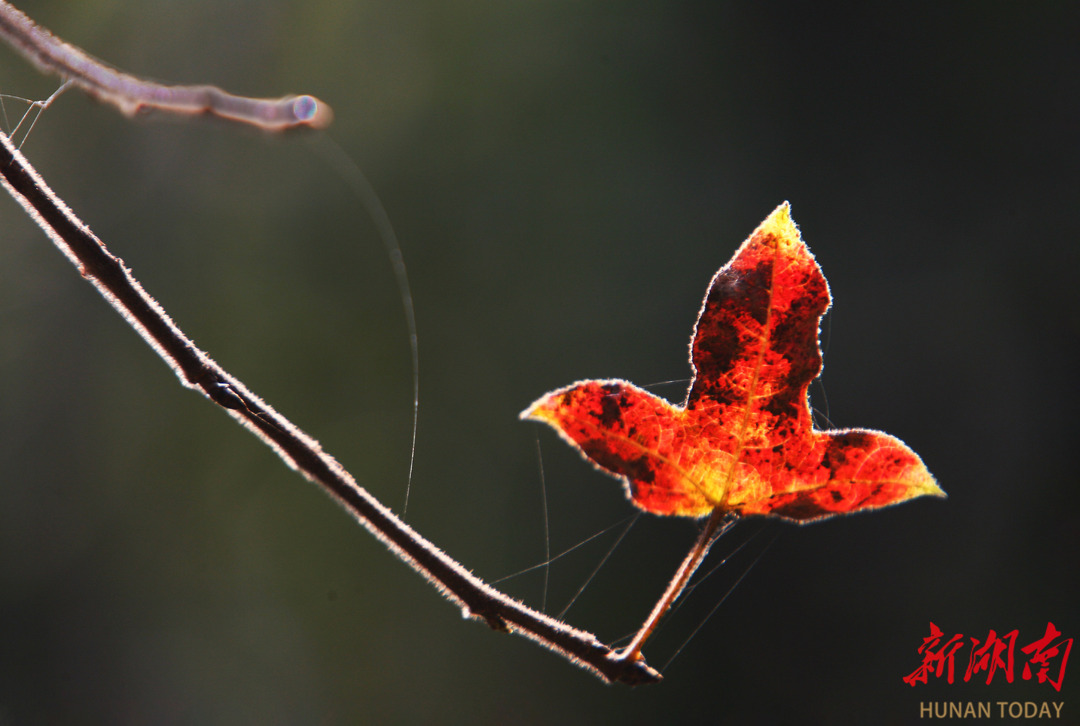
<box><xmin>1</xmin><ymin>1</ymin><xmax>1077</xmax><ymax>723</ymax></box>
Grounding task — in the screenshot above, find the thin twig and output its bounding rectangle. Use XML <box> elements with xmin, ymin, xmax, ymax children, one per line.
<box><xmin>0</xmin><ymin>0</ymin><xmax>331</xmax><ymax>130</ymax></box>
<box><xmin>0</xmin><ymin>130</ymin><xmax>660</xmax><ymax>686</ymax></box>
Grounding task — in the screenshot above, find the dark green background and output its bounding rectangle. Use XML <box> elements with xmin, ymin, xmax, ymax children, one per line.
<box><xmin>2</xmin><ymin>2</ymin><xmax>1076</xmax><ymax>723</ymax></box>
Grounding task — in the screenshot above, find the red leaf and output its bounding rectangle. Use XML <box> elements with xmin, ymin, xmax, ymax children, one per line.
<box><xmin>522</xmin><ymin>203</ymin><xmax>943</xmax><ymax>523</ymax></box>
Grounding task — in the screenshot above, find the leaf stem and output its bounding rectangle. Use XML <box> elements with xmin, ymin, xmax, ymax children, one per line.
<box><xmin>0</xmin><ymin>130</ymin><xmax>660</xmax><ymax>686</ymax></box>
<box><xmin>616</xmin><ymin>508</ymin><xmax>733</xmax><ymax>664</ymax></box>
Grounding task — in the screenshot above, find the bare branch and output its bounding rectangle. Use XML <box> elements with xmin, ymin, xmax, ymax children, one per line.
<box><xmin>0</xmin><ymin>130</ymin><xmax>661</xmax><ymax>686</ymax></box>
<box><xmin>0</xmin><ymin>0</ymin><xmax>331</xmax><ymax>130</ymax></box>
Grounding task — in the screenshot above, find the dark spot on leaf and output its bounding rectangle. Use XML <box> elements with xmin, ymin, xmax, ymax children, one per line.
<box><xmin>598</xmin><ymin>387</ymin><xmax>624</xmax><ymax>428</ymax></box>
<box><xmin>763</xmin><ymin>491</ymin><xmax>829</xmax><ymax>521</ymax></box>
<box><xmin>823</xmin><ymin>430</ymin><xmax>874</xmax><ymax>470</ymax></box>
<box><xmin>581</xmin><ymin>440</ymin><xmax>656</xmax><ymax>485</ymax></box>
<box><xmin>732</xmin><ymin>262</ymin><xmax>772</xmax><ymax>326</ymax></box>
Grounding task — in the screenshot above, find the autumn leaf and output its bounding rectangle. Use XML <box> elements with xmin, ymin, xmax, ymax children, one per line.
<box><xmin>522</xmin><ymin>203</ymin><xmax>943</xmax><ymax>523</ymax></box>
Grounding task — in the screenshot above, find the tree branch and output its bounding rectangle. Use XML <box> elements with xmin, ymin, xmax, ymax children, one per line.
<box><xmin>0</xmin><ymin>0</ymin><xmax>331</xmax><ymax>130</ymax></box>
<box><xmin>0</xmin><ymin>128</ymin><xmax>661</xmax><ymax>685</ymax></box>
